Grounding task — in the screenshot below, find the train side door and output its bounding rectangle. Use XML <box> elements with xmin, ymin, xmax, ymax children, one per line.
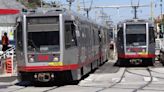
<box><xmin>64</xmin><ymin>21</ymin><xmax>78</xmax><ymax>64</ymax></box>
<box><xmin>15</xmin><ymin>21</ymin><xmax>25</xmax><ymax>66</ymax></box>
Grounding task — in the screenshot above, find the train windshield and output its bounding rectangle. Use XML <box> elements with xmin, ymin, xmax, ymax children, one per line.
<box><xmin>126</xmin><ymin>24</ymin><xmax>146</xmax><ymax>46</ymax></box>
<box><xmin>27</xmin><ymin>17</ymin><xmax>60</xmax><ymax>52</ymax></box>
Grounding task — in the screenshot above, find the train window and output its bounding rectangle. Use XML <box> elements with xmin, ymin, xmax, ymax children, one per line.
<box><xmin>95</xmin><ymin>29</ymin><xmax>99</xmax><ymax>45</ymax></box>
<box><xmin>65</xmin><ymin>21</ymin><xmax>77</xmax><ymax>49</ymax></box>
<box><xmin>117</xmin><ymin>28</ymin><xmax>123</xmax><ymax>44</ymax></box>
<box><xmin>126</xmin><ymin>24</ymin><xmax>146</xmax><ymax>34</ymax></box>
<box><xmin>109</xmin><ymin>29</ymin><xmax>113</xmax><ymax>40</ymax></box>
<box><xmin>27</xmin><ymin>17</ymin><xmax>59</xmax><ymax>24</ymax></box>
<box><xmin>27</xmin><ymin>17</ymin><xmax>59</xmax><ymax>32</ymax></box>
<box><xmin>126</xmin><ymin>24</ymin><xmax>146</xmax><ymax>46</ymax></box>
<box><xmin>16</xmin><ymin>22</ymin><xmax>23</xmax><ymax>50</ymax></box>
<box><xmin>126</xmin><ymin>34</ymin><xmax>146</xmax><ymax>46</ymax></box>
<box><xmin>85</xmin><ymin>27</ymin><xmax>90</xmax><ymax>46</ymax></box>
<box><xmin>81</xmin><ymin>27</ymin><xmax>86</xmax><ymax>47</ymax></box>
<box><xmin>28</xmin><ymin>31</ymin><xmax>60</xmax><ymax>52</ymax></box>
<box><xmin>92</xmin><ymin>29</ymin><xmax>95</xmax><ymax>45</ymax></box>
<box><xmin>104</xmin><ymin>29</ymin><xmax>107</xmax><ymax>44</ymax></box>
<box><xmin>149</xmin><ymin>27</ymin><xmax>155</xmax><ymax>43</ymax></box>
<box><xmin>27</xmin><ymin>17</ymin><xmax>60</xmax><ymax>52</ymax></box>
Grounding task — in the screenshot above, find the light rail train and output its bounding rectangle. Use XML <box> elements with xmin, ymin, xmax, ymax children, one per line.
<box><xmin>116</xmin><ymin>19</ymin><xmax>156</xmax><ymax>66</ymax></box>
<box><xmin>15</xmin><ymin>8</ymin><xmax>110</xmax><ymax>83</ymax></box>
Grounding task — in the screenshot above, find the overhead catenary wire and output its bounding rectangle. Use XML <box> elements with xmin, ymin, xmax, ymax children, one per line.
<box><xmin>82</xmin><ymin>0</ymin><xmax>94</xmax><ymax>18</ymax></box>
<box><xmin>89</xmin><ymin>0</ymin><xmax>93</xmax><ymax>10</ymax></box>
<box><xmin>83</xmin><ymin>0</ymin><xmax>85</xmax><ymax>10</ymax></box>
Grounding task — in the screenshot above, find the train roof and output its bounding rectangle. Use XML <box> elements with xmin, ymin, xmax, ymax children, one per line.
<box><xmin>117</xmin><ymin>19</ymin><xmax>154</xmax><ymax>27</ymax></box>
<box><xmin>22</xmin><ymin>8</ymin><xmax>106</xmax><ymax>28</ymax></box>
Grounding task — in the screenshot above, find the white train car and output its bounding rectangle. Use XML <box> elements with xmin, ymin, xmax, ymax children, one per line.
<box><xmin>117</xmin><ymin>19</ymin><xmax>156</xmax><ymax>66</ymax></box>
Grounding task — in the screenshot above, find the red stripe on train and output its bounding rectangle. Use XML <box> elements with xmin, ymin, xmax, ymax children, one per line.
<box><xmin>118</xmin><ymin>54</ymin><xmax>156</xmax><ymax>58</ymax></box>
<box><xmin>18</xmin><ymin>64</ymin><xmax>79</xmax><ymax>72</ymax></box>
<box><xmin>18</xmin><ymin>52</ymin><xmax>104</xmax><ymax>72</ymax></box>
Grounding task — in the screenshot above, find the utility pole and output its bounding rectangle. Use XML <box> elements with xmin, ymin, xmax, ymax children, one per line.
<box><xmin>160</xmin><ymin>0</ymin><xmax>163</xmax><ymax>18</ymax></box>
<box><xmin>117</xmin><ymin>8</ymin><xmax>120</xmax><ymax>19</ymax></box>
<box><xmin>132</xmin><ymin>6</ymin><xmax>139</xmax><ymax>19</ymax></box>
<box><xmin>150</xmin><ymin>0</ymin><xmax>154</xmax><ymax>21</ymax></box>
<box><xmin>40</xmin><ymin>0</ymin><xmax>43</xmax><ymax>8</ymax></box>
<box><xmin>160</xmin><ymin>0</ymin><xmax>164</xmax><ymax>38</ymax></box>
<box><xmin>82</xmin><ymin>0</ymin><xmax>93</xmax><ymax>18</ymax></box>
<box><xmin>84</xmin><ymin>8</ymin><xmax>91</xmax><ymax>18</ymax></box>
<box><xmin>77</xmin><ymin>0</ymin><xmax>80</xmax><ymax>13</ymax></box>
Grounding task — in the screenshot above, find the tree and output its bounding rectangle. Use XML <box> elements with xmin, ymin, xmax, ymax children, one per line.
<box><xmin>158</xmin><ymin>15</ymin><xmax>164</xmax><ymax>38</ymax></box>
<box><xmin>18</xmin><ymin>0</ymin><xmax>45</xmax><ymax>8</ymax></box>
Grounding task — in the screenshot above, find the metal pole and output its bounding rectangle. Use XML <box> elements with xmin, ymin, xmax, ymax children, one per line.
<box><xmin>77</xmin><ymin>0</ymin><xmax>80</xmax><ymax>13</ymax></box>
<box><xmin>69</xmin><ymin>2</ymin><xmax>71</xmax><ymax>10</ymax></box>
<box><xmin>133</xmin><ymin>6</ymin><xmax>138</xmax><ymax>19</ymax></box>
<box><xmin>117</xmin><ymin>8</ymin><xmax>120</xmax><ymax>19</ymax></box>
<box><xmin>87</xmin><ymin>9</ymin><xmax>89</xmax><ymax>18</ymax></box>
<box><xmin>161</xmin><ymin>0</ymin><xmax>163</xmax><ymax>18</ymax></box>
<box><xmin>41</xmin><ymin>0</ymin><xmax>43</xmax><ymax>8</ymax></box>
<box><xmin>160</xmin><ymin>0</ymin><xmax>163</xmax><ymax>37</ymax></box>
<box><xmin>150</xmin><ymin>0</ymin><xmax>154</xmax><ymax>21</ymax></box>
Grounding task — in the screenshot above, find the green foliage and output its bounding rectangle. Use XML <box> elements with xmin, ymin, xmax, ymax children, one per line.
<box><xmin>158</xmin><ymin>15</ymin><xmax>164</xmax><ymax>29</ymax></box>
<box><xmin>158</xmin><ymin>20</ymin><xmax>164</xmax><ymax>38</ymax></box>
<box><xmin>18</xmin><ymin>0</ymin><xmax>42</xmax><ymax>8</ymax></box>
<box><xmin>161</xmin><ymin>17</ymin><xmax>164</xmax><ymax>25</ymax></box>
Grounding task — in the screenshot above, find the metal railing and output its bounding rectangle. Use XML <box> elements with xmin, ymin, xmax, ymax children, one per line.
<box><xmin>0</xmin><ymin>46</ymin><xmax>16</xmax><ymax>76</ymax></box>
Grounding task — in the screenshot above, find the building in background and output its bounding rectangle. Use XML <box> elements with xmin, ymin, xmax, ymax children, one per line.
<box><xmin>0</xmin><ymin>0</ymin><xmax>25</xmax><ymax>54</ymax></box>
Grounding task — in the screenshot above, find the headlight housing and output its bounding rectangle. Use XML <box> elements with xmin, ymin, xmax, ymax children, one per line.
<box><xmin>28</xmin><ymin>54</ymin><xmax>35</xmax><ymax>63</ymax></box>
<box><xmin>53</xmin><ymin>57</ymin><xmax>59</xmax><ymax>62</ymax></box>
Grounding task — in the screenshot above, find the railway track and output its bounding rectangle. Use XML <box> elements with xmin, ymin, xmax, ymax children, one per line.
<box><xmin>78</xmin><ymin>59</ymin><xmax>164</xmax><ymax>92</ymax></box>
<box><xmin>1</xmin><ymin>59</ymin><xmax>164</xmax><ymax>92</ymax></box>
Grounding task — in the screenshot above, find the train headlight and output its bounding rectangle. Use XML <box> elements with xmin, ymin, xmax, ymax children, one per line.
<box><xmin>29</xmin><ymin>57</ymin><xmax>34</xmax><ymax>62</ymax></box>
<box><xmin>142</xmin><ymin>49</ymin><xmax>146</xmax><ymax>52</ymax></box>
<box><xmin>127</xmin><ymin>48</ymin><xmax>130</xmax><ymax>52</ymax></box>
<box><xmin>28</xmin><ymin>54</ymin><xmax>35</xmax><ymax>63</ymax></box>
<box><xmin>53</xmin><ymin>57</ymin><xmax>59</xmax><ymax>62</ymax></box>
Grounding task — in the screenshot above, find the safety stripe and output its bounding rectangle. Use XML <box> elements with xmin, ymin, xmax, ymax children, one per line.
<box><xmin>0</xmin><ymin>9</ymin><xmax>19</xmax><ymax>14</ymax></box>
<box><xmin>118</xmin><ymin>54</ymin><xmax>156</xmax><ymax>59</ymax></box>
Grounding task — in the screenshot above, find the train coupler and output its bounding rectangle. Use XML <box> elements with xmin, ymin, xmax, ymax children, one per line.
<box><xmin>34</xmin><ymin>73</ymin><xmax>54</xmax><ymax>82</ymax></box>
<box><xmin>130</xmin><ymin>59</ymin><xmax>142</xmax><ymax>65</ymax></box>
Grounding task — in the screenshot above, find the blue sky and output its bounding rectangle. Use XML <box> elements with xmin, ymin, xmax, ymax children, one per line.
<box><xmin>45</xmin><ymin>0</ymin><xmax>163</xmax><ymax>24</ymax></box>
